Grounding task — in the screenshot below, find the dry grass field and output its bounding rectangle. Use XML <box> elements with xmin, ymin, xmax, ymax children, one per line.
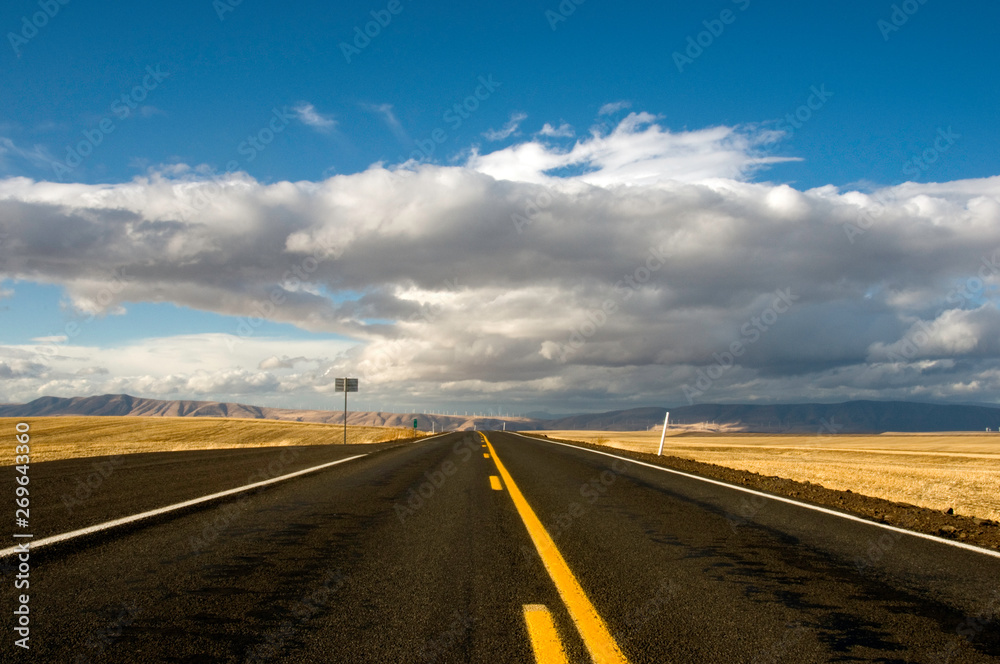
<box><xmin>0</xmin><ymin>416</ymin><xmax>422</xmax><ymax>465</ymax></box>
<box><xmin>535</xmin><ymin>430</ymin><xmax>1000</xmax><ymax>522</ymax></box>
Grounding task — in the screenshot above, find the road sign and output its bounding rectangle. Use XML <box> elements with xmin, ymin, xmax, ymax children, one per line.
<box><xmin>335</xmin><ymin>378</ymin><xmax>359</xmax><ymax>392</ymax></box>
<box><xmin>335</xmin><ymin>378</ymin><xmax>359</xmax><ymax>444</ymax></box>
<box><xmin>413</xmin><ymin>418</ymin><xmax>418</xmax><ymax>429</ymax></box>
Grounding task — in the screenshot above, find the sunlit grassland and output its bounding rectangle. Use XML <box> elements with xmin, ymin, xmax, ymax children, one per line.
<box><xmin>1</xmin><ymin>416</ymin><xmax>422</xmax><ymax>465</ymax></box>
<box><xmin>534</xmin><ymin>430</ymin><xmax>1000</xmax><ymax>522</ymax></box>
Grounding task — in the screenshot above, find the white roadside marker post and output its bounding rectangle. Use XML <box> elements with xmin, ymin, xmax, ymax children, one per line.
<box><xmin>657</xmin><ymin>411</ymin><xmax>670</xmax><ymax>456</ymax></box>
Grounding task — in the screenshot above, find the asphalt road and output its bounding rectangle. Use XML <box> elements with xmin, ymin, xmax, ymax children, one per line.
<box><xmin>3</xmin><ymin>431</ymin><xmax>999</xmax><ymax>663</ymax></box>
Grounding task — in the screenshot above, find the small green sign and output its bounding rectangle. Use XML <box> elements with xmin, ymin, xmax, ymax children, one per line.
<box><xmin>413</xmin><ymin>418</ymin><xmax>418</xmax><ymax>428</ymax></box>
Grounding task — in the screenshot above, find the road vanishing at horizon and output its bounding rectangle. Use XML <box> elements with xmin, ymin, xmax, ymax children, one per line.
<box><xmin>4</xmin><ymin>431</ymin><xmax>1000</xmax><ymax>663</ymax></box>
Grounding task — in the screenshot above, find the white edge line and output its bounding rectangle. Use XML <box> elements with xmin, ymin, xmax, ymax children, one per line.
<box><xmin>0</xmin><ymin>431</ymin><xmax>455</xmax><ymax>558</ymax></box>
<box><xmin>415</xmin><ymin>432</ymin><xmax>453</xmax><ymax>441</ymax></box>
<box><xmin>0</xmin><ymin>453</ymin><xmax>369</xmax><ymax>557</ymax></box>
<box><xmin>513</xmin><ymin>432</ymin><xmax>1000</xmax><ymax>560</ymax></box>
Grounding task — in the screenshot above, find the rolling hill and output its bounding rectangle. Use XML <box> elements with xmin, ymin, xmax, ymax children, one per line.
<box><xmin>3</xmin><ymin>394</ymin><xmax>1000</xmax><ymax>433</ymax></box>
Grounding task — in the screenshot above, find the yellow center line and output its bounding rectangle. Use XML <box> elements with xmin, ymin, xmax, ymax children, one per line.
<box><xmin>489</xmin><ymin>475</ymin><xmax>502</xmax><ymax>491</ymax></box>
<box><xmin>484</xmin><ymin>452</ymin><xmax>490</xmax><ymax>458</ymax></box>
<box><xmin>523</xmin><ymin>604</ymin><xmax>570</xmax><ymax>664</ymax></box>
<box><xmin>481</xmin><ymin>432</ymin><xmax>630</xmax><ymax>664</ymax></box>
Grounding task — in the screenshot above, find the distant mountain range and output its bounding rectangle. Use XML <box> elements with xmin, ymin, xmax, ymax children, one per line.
<box><xmin>0</xmin><ymin>394</ymin><xmax>516</xmax><ymax>432</ymax></box>
<box><xmin>3</xmin><ymin>393</ymin><xmax>1000</xmax><ymax>433</ymax></box>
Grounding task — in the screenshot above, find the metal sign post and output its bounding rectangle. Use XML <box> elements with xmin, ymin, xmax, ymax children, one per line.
<box><xmin>334</xmin><ymin>378</ymin><xmax>359</xmax><ymax>444</ymax></box>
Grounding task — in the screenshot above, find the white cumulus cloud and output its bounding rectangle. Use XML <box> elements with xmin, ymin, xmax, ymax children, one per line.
<box><xmin>466</xmin><ymin>112</ymin><xmax>797</xmax><ymax>185</ymax></box>
<box><xmin>483</xmin><ymin>111</ymin><xmax>528</xmax><ymax>142</ymax></box>
<box><xmin>538</xmin><ymin>122</ymin><xmax>575</xmax><ymax>138</ymax></box>
<box><xmin>2</xmin><ymin>113</ymin><xmax>1000</xmax><ymax>410</ymax></box>
<box><xmin>598</xmin><ymin>101</ymin><xmax>632</xmax><ymax>116</ymax></box>
<box><xmin>293</xmin><ymin>102</ymin><xmax>336</xmax><ymax>131</ymax></box>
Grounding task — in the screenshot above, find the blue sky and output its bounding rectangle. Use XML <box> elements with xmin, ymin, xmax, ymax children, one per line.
<box><xmin>5</xmin><ymin>0</ymin><xmax>997</xmax><ymax>187</ymax></box>
<box><xmin>2</xmin><ymin>0</ymin><xmax>1000</xmax><ymax>413</ymax></box>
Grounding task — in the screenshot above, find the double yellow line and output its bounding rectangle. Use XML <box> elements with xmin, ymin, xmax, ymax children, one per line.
<box><xmin>481</xmin><ymin>432</ymin><xmax>630</xmax><ymax>664</ymax></box>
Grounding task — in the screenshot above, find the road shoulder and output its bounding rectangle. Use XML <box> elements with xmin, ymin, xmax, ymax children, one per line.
<box><xmin>518</xmin><ymin>433</ymin><xmax>1000</xmax><ymax>553</ymax></box>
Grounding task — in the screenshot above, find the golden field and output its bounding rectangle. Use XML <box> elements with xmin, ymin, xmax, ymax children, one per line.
<box><xmin>1</xmin><ymin>416</ymin><xmax>422</xmax><ymax>465</ymax></box>
<box><xmin>535</xmin><ymin>430</ymin><xmax>1000</xmax><ymax>522</ymax></box>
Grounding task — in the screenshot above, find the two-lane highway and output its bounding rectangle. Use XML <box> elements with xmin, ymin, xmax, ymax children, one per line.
<box><xmin>488</xmin><ymin>432</ymin><xmax>1000</xmax><ymax>663</ymax></box>
<box><xmin>4</xmin><ymin>431</ymin><xmax>999</xmax><ymax>662</ymax></box>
